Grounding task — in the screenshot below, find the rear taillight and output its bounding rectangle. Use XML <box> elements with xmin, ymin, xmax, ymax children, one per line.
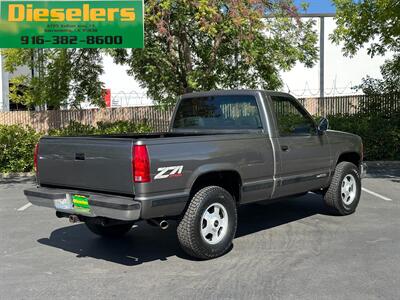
<box><xmin>132</xmin><ymin>145</ymin><xmax>151</xmax><ymax>183</ymax></box>
<box><xmin>34</xmin><ymin>143</ymin><xmax>39</xmax><ymax>173</ymax></box>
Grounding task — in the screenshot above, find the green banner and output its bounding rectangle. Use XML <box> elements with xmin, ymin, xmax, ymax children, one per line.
<box><xmin>0</xmin><ymin>0</ymin><xmax>144</xmax><ymax>48</ymax></box>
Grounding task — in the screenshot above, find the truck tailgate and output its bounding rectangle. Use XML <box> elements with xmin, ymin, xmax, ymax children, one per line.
<box><xmin>37</xmin><ymin>136</ymin><xmax>134</xmax><ymax>195</ymax></box>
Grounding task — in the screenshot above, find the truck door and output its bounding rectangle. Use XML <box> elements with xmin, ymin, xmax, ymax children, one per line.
<box><xmin>269</xmin><ymin>95</ymin><xmax>332</xmax><ymax>198</ymax></box>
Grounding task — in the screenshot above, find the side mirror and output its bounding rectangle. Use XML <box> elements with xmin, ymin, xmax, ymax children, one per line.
<box><xmin>318</xmin><ymin>117</ymin><xmax>329</xmax><ymax>133</ymax></box>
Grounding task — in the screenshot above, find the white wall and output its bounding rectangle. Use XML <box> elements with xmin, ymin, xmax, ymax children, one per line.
<box><xmin>0</xmin><ymin>56</ymin><xmax>31</xmax><ymax>111</ymax></box>
<box><xmin>280</xmin><ymin>17</ymin><xmax>390</xmax><ymax>98</ymax></box>
<box><xmin>0</xmin><ymin>55</ymin><xmax>10</xmax><ymax>111</ymax></box>
<box><xmin>100</xmin><ymin>55</ymin><xmax>153</xmax><ymax>107</ymax></box>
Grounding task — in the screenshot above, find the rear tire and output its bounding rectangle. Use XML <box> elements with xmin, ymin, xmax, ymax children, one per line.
<box><xmin>177</xmin><ymin>186</ymin><xmax>237</xmax><ymax>260</ymax></box>
<box><xmin>324</xmin><ymin>162</ymin><xmax>361</xmax><ymax>215</ymax></box>
<box><xmin>85</xmin><ymin>221</ymin><xmax>133</xmax><ymax>238</ymax></box>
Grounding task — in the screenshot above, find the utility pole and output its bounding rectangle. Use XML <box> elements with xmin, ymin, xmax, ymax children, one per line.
<box><xmin>32</xmin><ymin>49</ymin><xmax>46</xmax><ymax>111</ymax></box>
<box><xmin>319</xmin><ymin>16</ymin><xmax>325</xmax><ymax>99</ymax></box>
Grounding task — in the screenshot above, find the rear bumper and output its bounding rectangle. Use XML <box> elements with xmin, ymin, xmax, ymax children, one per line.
<box><xmin>24</xmin><ymin>187</ymin><xmax>141</xmax><ymax>221</ymax></box>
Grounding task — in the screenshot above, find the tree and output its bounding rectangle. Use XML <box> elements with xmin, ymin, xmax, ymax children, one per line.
<box><xmin>2</xmin><ymin>49</ymin><xmax>105</xmax><ymax>110</ymax></box>
<box><xmin>331</xmin><ymin>0</ymin><xmax>400</xmax><ymax>94</ymax></box>
<box><xmin>110</xmin><ymin>0</ymin><xmax>318</xmax><ymax>105</ymax></box>
<box><xmin>354</xmin><ymin>55</ymin><xmax>400</xmax><ymax>95</ymax></box>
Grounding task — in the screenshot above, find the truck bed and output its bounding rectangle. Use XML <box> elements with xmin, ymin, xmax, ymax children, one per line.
<box><xmin>36</xmin><ymin>131</ymin><xmax>247</xmax><ymax>196</ymax></box>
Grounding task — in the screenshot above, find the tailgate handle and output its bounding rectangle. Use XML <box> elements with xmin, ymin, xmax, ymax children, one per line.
<box><xmin>75</xmin><ymin>153</ymin><xmax>85</xmax><ymax>160</ymax></box>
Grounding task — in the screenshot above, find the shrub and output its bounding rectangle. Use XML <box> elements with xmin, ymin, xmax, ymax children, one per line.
<box><xmin>1</xmin><ymin>114</ymin><xmax>399</xmax><ymax>174</ymax></box>
<box><xmin>327</xmin><ymin>113</ymin><xmax>400</xmax><ymax>161</ymax></box>
<box><xmin>48</xmin><ymin>121</ymin><xmax>96</xmax><ymax>136</ymax></box>
<box><xmin>0</xmin><ymin>125</ymin><xmax>41</xmax><ymax>173</ymax></box>
<box><xmin>0</xmin><ymin>121</ymin><xmax>153</xmax><ymax>173</ymax></box>
<box><xmin>48</xmin><ymin>120</ymin><xmax>153</xmax><ymax>136</ymax></box>
<box><xmin>95</xmin><ymin>120</ymin><xmax>152</xmax><ymax>134</ymax></box>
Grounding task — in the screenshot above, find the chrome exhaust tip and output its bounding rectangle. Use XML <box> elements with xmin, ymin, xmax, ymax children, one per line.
<box><xmin>159</xmin><ymin>220</ymin><xmax>169</xmax><ymax>230</ymax></box>
<box><xmin>147</xmin><ymin>219</ymin><xmax>169</xmax><ymax>230</ymax></box>
<box><xmin>68</xmin><ymin>215</ymin><xmax>80</xmax><ymax>224</ymax></box>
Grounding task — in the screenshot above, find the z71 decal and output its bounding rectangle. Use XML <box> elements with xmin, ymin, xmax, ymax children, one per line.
<box><xmin>155</xmin><ymin>166</ymin><xmax>184</xmax><ymax>180</ymax></box>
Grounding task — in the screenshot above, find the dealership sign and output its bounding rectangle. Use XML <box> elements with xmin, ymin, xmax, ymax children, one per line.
<box><xmin>0</xmin><ymin>0</ymin><xmax>144</xmax><ymax>48</ymax></box>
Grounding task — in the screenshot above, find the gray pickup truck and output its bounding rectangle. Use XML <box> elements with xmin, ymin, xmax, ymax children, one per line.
<box><xmin>25</xmin><ymin>90</ymin><xmax>365</xmax><ymax>259</ymax></box>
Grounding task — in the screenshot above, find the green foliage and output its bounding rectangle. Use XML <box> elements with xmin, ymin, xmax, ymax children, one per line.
<box><xmin>0</xmin><ymin>121</ymin><xmax>152</xmax><ymax>173</ymax></box>
<box><xmin>2</xmin><ymin>1</ymin><xmax>319</xmax><ymax>107</ymax></box>
<box><xmin>95</xmin><ymin>121</ymin><xmax>153</xmax><ymax>134</ymax></box>
<box><xmin>355</xmin><ymin>55</ymin><xmax>400</xmax><ymax>94</ymax></box>
<box><xmin>328</xmin><ymin>113</ymin><xmax>400</xmax><ymax>161</ymax></box>
<box><xmin>0</xmin><ymin>125</ymin><xmax>41</xmax><ymax>173</ymax></box>
<box><xmin>2</xmin><ymin>49</ymin><xmax>105</xmax><ymax>109</ymax></box>
<box><xmin>48</xmin><ymin>121</ymin><xmax>153</xmax><ymax>136</ymax></box>
<box><xmin>110</xmin><ymin>0</ymin><xmax>318</xmax><ymax>105</ymax></box>
<box><xmin>48</xmin><ymin>121</ymin><xmax>97</xmax><ymax>136</ymax></box>
<box><xmin>331</xmin><ymin>0</ymin><xmax>400</xmax><ymax>94</ymax></box>
<box><xmin>331</xmin><ymin>0</ymin><xmax>399</xmax><ymax>57</ymax></box>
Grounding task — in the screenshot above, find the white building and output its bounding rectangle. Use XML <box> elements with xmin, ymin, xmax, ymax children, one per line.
<box><xmin>281</xmin><ymin>17</ymin><xmax>389</xmax><ymax>98</ymax></box>
<box><xmin>0</xmin><ymin>55</ymin><xmax>32</xmax><ymax>111</ymax></box>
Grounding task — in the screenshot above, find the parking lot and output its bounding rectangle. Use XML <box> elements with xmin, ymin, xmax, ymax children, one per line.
<box><xmin>1</xmin><ymin>165</ymin><xmax>399</xmax><ymax>300</ymax></box>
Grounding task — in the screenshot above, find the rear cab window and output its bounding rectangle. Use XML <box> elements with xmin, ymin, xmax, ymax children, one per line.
<box><xmin>173</xmin><ymin>95</ymin><xmax>263</xmax><ymax>130</ymax></box>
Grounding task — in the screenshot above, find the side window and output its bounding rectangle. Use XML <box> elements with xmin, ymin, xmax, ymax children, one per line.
<box><xmin>271</xmin><ymin>96</ymin><xmax>316</xmax><ymax>136</ymax></box>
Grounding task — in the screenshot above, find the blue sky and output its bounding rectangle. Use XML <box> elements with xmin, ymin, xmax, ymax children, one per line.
<box><xmin>293</xmin><ymin>0</ymin><xmax>336</xmax><ymax>14</ymax></box>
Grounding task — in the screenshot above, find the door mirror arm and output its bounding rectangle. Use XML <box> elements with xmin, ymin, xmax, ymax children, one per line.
<box><xmin>317</xmin><ymin>117</ymin><xmax>329</xmax><ymax>134</ymax></box>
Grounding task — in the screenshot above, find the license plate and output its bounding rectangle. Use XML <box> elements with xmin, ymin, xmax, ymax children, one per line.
<box><xmin>72</xmin><ymin>194</ymin><xmax>90</xmax><ymax>213</ymax></box>
<box><xmin>54</xmin><ymin>194</ymin><xmax>73</xmax><ymax>210</ymax></box>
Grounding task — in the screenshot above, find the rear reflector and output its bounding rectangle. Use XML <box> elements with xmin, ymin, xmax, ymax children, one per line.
<box><xmin>133</xmin><ymin>145</ymin><xmax>151</xmax><ymax>183</ymax></box>
<box><xmin>34</xmin><ymin>143</ymin><xmax>39</xmax><ymax>173</ymax></box>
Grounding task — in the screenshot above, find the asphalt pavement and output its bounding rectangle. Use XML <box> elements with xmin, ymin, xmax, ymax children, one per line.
<box><xmin>0</xmin><ymin>168</ymin><xmax>399</xmax><ymax>300</ymax></box>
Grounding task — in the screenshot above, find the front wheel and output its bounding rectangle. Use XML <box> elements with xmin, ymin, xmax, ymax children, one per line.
<box><xmin>177</xmin><ymin>186</ymin><xmax>237</xmax><ymax>260</ymax></box>
<box><xmin>324</xmin><ymin>162</ymin><xmax>361</xmax><ymax>215</ymax></box>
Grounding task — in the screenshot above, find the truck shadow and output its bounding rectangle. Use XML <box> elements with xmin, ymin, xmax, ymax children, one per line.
<box><xmin>38</xmin><ymin>193</ymin><xmax>333</xmax><ymax>266</ymax></box>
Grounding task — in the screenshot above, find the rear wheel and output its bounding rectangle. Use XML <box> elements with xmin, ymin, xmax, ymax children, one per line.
<box><xmin>85</xmin><ymin>220</ymin><xmax>133</xmax><ymax>238</ymax></box>
<box><xmin>324</xmin><ymin>162</ymin><xmax>361</xmax><ymax>215</ymax></box>
<box><xmin>177</xmin><ymin>186</ymin><xmax>237</xmax><ymax>260</ymax></box>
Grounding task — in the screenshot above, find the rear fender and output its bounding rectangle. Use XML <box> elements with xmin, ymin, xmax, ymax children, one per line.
<box><xmin>186</xmin><ymin>163</ymin><xmax>240</xmax><ymax>194</ymax></box>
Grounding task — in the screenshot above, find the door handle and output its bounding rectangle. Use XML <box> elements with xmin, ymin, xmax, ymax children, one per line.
<box><xmin>281</xmin><ymin>145</ymin><xmax>289</xmax><ymax>151</ymax></box>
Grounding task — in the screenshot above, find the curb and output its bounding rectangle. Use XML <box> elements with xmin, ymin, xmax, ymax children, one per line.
<box><xmin>0</xmin><ymin>172</ymin><xmax>36</xmax><ymax>182</ymax></box>
<box><xmin>366</xmin><ymin>161</ymin><xmax>400</xmax><ymax>167</ymax></box>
